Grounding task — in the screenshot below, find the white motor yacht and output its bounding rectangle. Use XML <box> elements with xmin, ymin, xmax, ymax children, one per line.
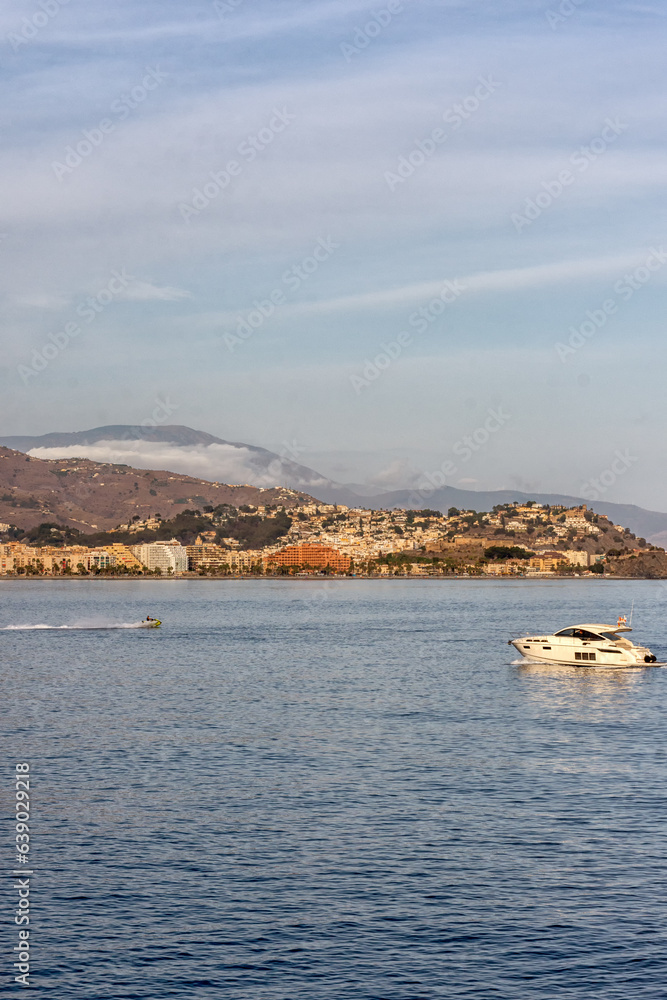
<box><xmin>509</xmin><ymin>617</ymin><xmax>658</xmax><ymax>667</ymax></box>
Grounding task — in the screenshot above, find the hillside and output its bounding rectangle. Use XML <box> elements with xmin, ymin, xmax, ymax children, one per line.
<box><xmin>431</xmin><ymin>504</ymin><xmax>645</xmax><ymax>556</ymax></box>
<box><xmin>605</xmin><ymin>550</ymin><xmax>667</xmax><ymax>579</ymax></box>
<box><xmin>6</xmin><ymin>498</ymin><xmax>664</xmax><ymax>578</ymax></box>
<box><xmin>4</xmin><ymin>424</ymin><xmax>667</xmax><ymax>543</ymax></box>
<box><xmin>0</xmin><ymin>448</ymin><xmax>316</xmax><ymax>531</ymax></box>
<box><xmin>313</xmin><ymin>485</ymin><xmax>667</xmax><ymax>546</ymax></box>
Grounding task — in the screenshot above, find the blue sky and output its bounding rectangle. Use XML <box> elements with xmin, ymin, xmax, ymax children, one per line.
<box><xmin>2</xmin><ymin>0</ymin><xmax>667</xmax><ymax>506</ymax></box>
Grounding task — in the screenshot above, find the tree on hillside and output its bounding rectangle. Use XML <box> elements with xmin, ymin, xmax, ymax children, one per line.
<box><xmin>483</xmin><ymin>545</ymin><xmax>532</xmax><ymax>561</ymax></box>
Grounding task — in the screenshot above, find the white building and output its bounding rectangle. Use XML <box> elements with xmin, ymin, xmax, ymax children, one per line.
<box><xmin>563</xmin><ymin>549</ymin><xmax>589</xmax><ymax>567</ymax></box>
<box><xmin>131</xmin><ymin>541</ymin><xmax>188</xmax><ymax>574</ymax></box>
<box><xmin>564</xmin><ymin>507</ymin><xmax>590</xmax><ymax>530</ymax></box>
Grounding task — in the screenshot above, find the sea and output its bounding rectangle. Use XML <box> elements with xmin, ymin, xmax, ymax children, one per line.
<box><xmin>3</xmin><ymin>577</ymin><xmax>667</xmax><ymax>999</ymax></box>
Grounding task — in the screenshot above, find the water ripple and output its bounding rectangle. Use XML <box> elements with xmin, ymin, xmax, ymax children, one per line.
<box><xmin>2</xmin><ymin>579</ymin><xmax>667</xmax><ymax>998</ymax></box>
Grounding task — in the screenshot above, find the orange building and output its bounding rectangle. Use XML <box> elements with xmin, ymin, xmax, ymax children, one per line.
<box><xmin>265</xmin><ymin>543</ymin><xmax>351</xmax><ymax>572</ymax></box>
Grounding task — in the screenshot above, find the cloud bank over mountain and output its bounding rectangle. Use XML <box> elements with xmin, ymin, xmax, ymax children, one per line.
<box><xmin>27</xmin><ymin>440</ymin><xmax>329</xmax><ymax>490</ymax></box>
<box><xmin>0</xmin><ymin>426</ymin><xmax>332</xmax><ymax>492</ymax></box>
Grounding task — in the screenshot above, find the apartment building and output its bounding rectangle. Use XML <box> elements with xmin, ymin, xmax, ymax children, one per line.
<box><xmin>131</xmin><ymin>541</ymin><xmax>188</xmax><ymax>574</ymax></box>
<box><xmin>0</xmin><ymin>541</ymin><xmax>143</xmax><ymax>574</ymax></box>
<box><xmin>265</xmin><ymin>543</ymin><xmax>351</xmax><ymax>572</ymax></box>
<box><xmin>186</xmin><ymin>545</ymin><xmax>263</xmax><ymax>572</ymax></box>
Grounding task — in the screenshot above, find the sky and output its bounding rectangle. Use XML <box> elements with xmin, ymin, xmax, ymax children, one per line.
<box><xmin>2</xmin><ymin>0</ymin><xmax>667</xmax><ymax>508</ymax></box>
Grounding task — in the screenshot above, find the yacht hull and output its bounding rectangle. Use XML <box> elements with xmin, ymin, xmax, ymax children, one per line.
<box><xmin>511</xmin><ymin>642</ymin><xmax>636</xmax><ymax>667</ymax></box>
<box><xmin>509</xmin><ymin>629</ymin><xmax>657</xmax><ymax>668</ymax></box>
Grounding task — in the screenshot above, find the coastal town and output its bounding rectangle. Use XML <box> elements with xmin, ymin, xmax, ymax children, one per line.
<box><xmin>1</xmin><ymin>500</ymin><xmax>665</xmax><ymax>578</ymax></box>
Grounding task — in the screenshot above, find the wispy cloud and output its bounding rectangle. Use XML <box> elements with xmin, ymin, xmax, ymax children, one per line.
<box><xmin>119</xmin><ymin>281</ymin><xmax>192</xmax><ymax>302</ymax></box>
<box><xmin>14</xmin><ymin>292</ymin><xmax>71</xmax><ymax>310</ymax></box>
<box><xmin>1</xmin><ymin>0</ymin><xmax>387</xmax><ymax>49</ymax></box>
<box><xmin>3</xmin><ymin>0</ymin><xmax>667</xmax><ymax>508</ymax></box>
<box><xmin>261</xmin><ymin>252</ymin><xmax>661</xmax><ymax>318</ymax></box>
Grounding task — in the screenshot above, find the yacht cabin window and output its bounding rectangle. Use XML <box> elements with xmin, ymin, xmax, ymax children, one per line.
<box><xmin>555</xmin><ymin>628</ymin><xmax>603</xmax><ymax>641</ymax></box>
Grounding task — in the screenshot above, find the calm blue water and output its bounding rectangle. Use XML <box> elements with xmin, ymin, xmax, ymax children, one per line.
<box><xmin>3</xmin><ymin>578</ymin><xmax>667</xmax><ymax>999</ymax></box>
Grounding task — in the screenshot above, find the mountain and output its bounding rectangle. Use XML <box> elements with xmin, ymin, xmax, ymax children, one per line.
<box><xmin>0</xmin><ymin>425</ymin><xmax>334</xmax><ymax>494</ymax></box>
<box><xmin>0</xmin><ymin>447</ymin><xmax>317</xmax><ymax>532</ymax></box>
<box><xmin>3</xmin><ymin>425</ymin><xmax>667</xmax><ymax>543</ymax></box>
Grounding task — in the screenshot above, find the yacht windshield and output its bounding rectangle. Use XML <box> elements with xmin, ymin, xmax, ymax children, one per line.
<box><xmin>555</xmin><ymin>628</ymin><xmax>603</xmax><ymax>640</ymax></box>
<box><xmin>599</xmin><ymin>631</ymin><xmax>621</xmax><ymax>641</ymax></box>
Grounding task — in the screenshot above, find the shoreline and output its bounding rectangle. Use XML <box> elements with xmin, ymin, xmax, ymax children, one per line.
<box><xmin>0</xmin><ymin>574</ymin><xmax>657</xmax><ymax>582</ymax></box>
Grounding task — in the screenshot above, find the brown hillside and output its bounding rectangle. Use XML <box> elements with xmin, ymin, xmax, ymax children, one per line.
<box><xmin>0</xmin><ymin>448</ymin><xmax>316</xmax><ymax>531</ymax></box>
<box><xmin>606</xmin><ymin>550</ymin><xmax>667</xmax><ymax>579</ymax></box>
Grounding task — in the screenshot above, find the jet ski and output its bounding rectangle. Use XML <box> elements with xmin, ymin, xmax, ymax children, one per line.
<box><xmin>139</xmin><ymin>619</ymin><xmax>161</xmax><ymax>628</ymax></box>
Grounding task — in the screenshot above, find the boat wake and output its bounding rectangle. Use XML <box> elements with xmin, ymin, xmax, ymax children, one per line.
<box><xmin>1</xmin><ymin>622</ymin><xmax>152</xmax><ymax>631</ymax></box>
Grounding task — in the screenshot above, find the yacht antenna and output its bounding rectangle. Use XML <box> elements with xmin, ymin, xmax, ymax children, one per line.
<box><xmin>629</xmin><ymin>599</ymin><xmax>634</xmax><ymax>627</ymax></box>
